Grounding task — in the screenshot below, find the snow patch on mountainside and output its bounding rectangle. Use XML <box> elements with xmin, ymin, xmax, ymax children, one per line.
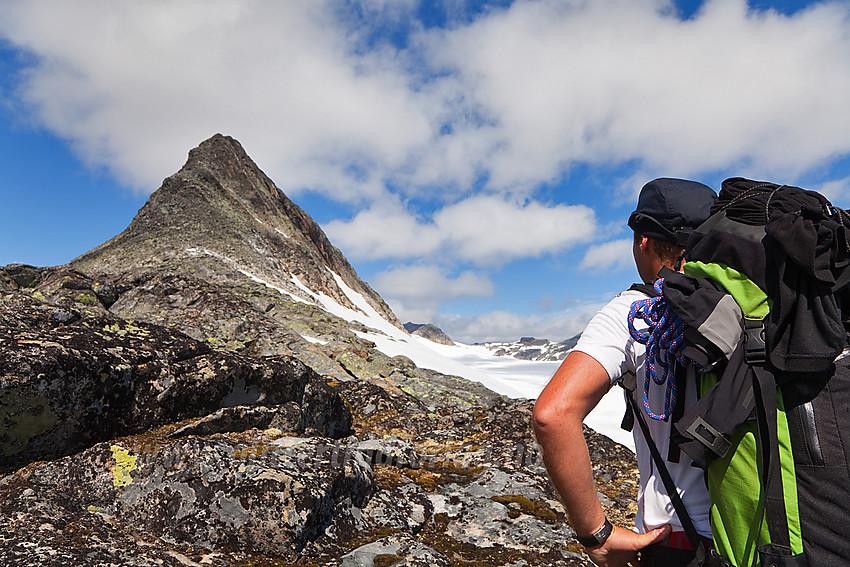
<box><xmin>317</xmin><ymin>269</ymin><xmax>633</xmax><ymax>450</ymax></box>
<box><xmin>218</xmin><ymin>259</ymin><xmax>631</xmax><ymax>450</ymax></box>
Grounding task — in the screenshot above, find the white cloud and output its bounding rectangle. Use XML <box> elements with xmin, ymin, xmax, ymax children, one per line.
<box><xmin>374</xmin><ymin>265</ymin><xmax>495</xmax><ymax>300</ymax></box>
<box><xmin>814</xmin><ymin>176</ymin><xmax>850</xmax><ymax>209</ymax></box>
<box><xmin>434</xmin><ymin>304</ymin><xmax>602</xmax><ymax>344</ymax></box>
<box><xmin>325</xmin><ymin>194</ymin><xmax>597</xmax><ymax>264</ymax></box>
<box><xmin>2</xmin><ymin>0</ymin><xmax>850</xmax><ymax>202</ymax></box>
<box><xmin>434</xmin><ymin>195</ymin><xmax>597</xmax><ymax>262</ymax></box>
<box><xmin>371</xmin><ymin>264</ymin><xmax>495</xmax><ymax>323</ymax></box>
<box><xmin>322</xmin><ymin>197</ymin><xmax>444</xmax><ymax>259</ymax></box>
<box><xmin>419</xmin><ymin>0</ymin><xmax>850</xmax><ymax>188</ymax></box>
<box><xmin>0</xmin><ymin>0</ymin><xmax>433</xmax><ymax>198</ymax></box>
<box><xmin>579</xmin><ymin>238</ymin><xmax>634</xmax><ymax>273</ymax></box>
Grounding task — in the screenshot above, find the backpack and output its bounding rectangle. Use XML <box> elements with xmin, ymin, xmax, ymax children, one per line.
<box><xmin>624</xmin><ymin>178</ymin><xmax>850</xmax><ymax>567</ymax></box>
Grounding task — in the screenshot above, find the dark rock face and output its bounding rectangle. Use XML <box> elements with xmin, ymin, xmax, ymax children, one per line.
<box><xmin>0</xmin><ymin>135</ymin><xmax>638</xmax><ymax>566</ymax></box>
<box><xmin>0</xmin><ymin>289</ymin><xmax>345</xmax><ymax>472</ymax></box>
<box><xmin>404</xmin><ymin>322</ymin><xmax>455</xmax><ymax>346</ymax></box>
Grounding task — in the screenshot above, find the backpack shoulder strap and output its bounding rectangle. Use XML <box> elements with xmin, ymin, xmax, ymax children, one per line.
<box><xmin>622</xmin><ymin>276</ymin><xmax>706</xmax><ymax>553</ymax></box>
<box><xmin>624</xmin><ymin>384</ymin><xmax>709</xmax><ymax>560</ymax></box>
<box><xmin>629</xmin><ymin>282</ymin><xmax>659</xmax><ymax>297</ymax></box>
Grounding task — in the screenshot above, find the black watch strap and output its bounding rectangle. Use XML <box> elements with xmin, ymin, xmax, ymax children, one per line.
<box><xmin>577</xmin><ymin>517</ymin><xmax>614</xmax><ymax>548</ymax></box>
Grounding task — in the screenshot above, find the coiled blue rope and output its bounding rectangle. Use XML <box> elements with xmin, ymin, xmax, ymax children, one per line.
<box><xmin>628</xmin><ymin>279</ymin><xmax>695</xmax><ymax>421</ymax></box>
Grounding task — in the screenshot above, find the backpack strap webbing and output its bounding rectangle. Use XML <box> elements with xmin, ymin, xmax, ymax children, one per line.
<box><xmin>624</xmin><ymin>386</ymin><xmax>709</xmax><ymax>564</ymax></box>
<box><xmin>629</xmin><ymin>282</ymin><xmax>660</xmax><ymax>297</ymax></box>
<box><xmin>752</xmin><ymin>363</ymin><xmax>794</xmax><ymax>556</ymax></box>
<box><xmin>742</xmin><ymin>317</ymin><xmax>794</xmax><ymax>555</ymax></box>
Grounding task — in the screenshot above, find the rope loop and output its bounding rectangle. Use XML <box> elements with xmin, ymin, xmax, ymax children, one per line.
<box><xmin>628</xmin><ymin>278</ymin><xmax>698</xmax><ymax>421</ymax></box>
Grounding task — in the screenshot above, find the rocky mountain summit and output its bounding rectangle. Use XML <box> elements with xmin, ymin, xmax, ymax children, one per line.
<box><xmin>73</xmin><ymin>134</ymin><xmax>399</xmax><ymax>329</ymax></box>
<box><xmin>403</xmin><ymin>323</ymin><xmax>455</xmax><ymax>346</ymax></box>
<box><xmin>0</xmin><ymin>135</ymin><xmax>636</xmax><ymax>566</ymax></box>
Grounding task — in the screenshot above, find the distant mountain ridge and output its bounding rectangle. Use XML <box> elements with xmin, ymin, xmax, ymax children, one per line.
<box><xmin>478</xmin><ymin>335</ymin><xmax>581</xmax><ymax>361</ymax></box>
<box><xmin>403</xmin><ymin>319</ymin><xmax>580</xmax><ymax>362</ymax></box>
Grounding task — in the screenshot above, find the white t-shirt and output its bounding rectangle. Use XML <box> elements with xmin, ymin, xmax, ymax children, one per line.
<box><xmin>574</xmin><ymin>289</ymin><xmax>712</xmax><ymax>538</ymax></box>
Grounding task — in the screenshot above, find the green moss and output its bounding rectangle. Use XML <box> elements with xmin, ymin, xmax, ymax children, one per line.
<box><xmin>234</xmin><ymin>444</ymin><xmax>277</xmax><ymax>459</ymax></box>
<box><xmin>429</xmin><ymin>460</ymin><xmax>485</xmax><ymax>480</ymax></box>
<box><xmin>374</xmin><ymin>554</ymin><xmax>403</xmax><ymax>567</ymax></box>
<box><xmin>420</xmin><ymin>529</ymin><xmax>567</xmax><ymax>566</ymax></box>
<box><xmin>0</xmin><ymin>386</ymin><xmax>58</xmax><ymax>457</ymax></box>
<box><xmin>74</xmin><ymin>292</ymin><xmax>100</xmax><ymax>306</ymax></box>
<box><xmin>406</xmin><ymin>468</ymin><xmax>444</xmax><ymax>492</ymax></box>
<box><xmin>491</xmin><ymin>495</ymin><xmax>558</xmax><ymax>523</ymax></box>
<box><xmin>433</xmin><ymin>512</ymin><xmax>450</xmax><ymax>532</ymax></box>
<box><xmin>373</xmin><ymin>457</ymin><xmax>485</xmax><ymax>494</ymax></box>
<box><xmin>373</xmin><ymin>464</ymin><xmax>404</xmax><ymax>489</ymax></box>
<box><xmin>417</xmin><ymin>439</ymin><xmax>464</xmax><ymax>455</ymax></box>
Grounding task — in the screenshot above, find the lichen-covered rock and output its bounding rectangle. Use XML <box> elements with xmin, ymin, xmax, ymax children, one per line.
<box><xmin>0</xmin><ymin>282</ymin><xmax>636</xmax><ymax>566</ymax></box>
<box><xmin>1</xmin><ymin>432</ymin><xmax>375</xmax><ymax>558</ymax></box>
<box><xmin>167</xmin><ymin>402</ymin><xmax>303</xmax><ymax>438</ymax></box>
<box><xmin>1</xmin><ymin>263</ymin><xmax>44</xmax><ymax>289</ymax></box>
<box><xmin>0</xmin><ymin>291</ymin><xmax>325</xmax><ymax>471</ymax></box>
<box><xmin>335</xmin><ymin>533</ymin><xmax>451</xmax><ymax>567</ymax></box>
<box><xmin>302</xmin><ymin>378</ymin><xmax>353</xmax><ymax>438</ymax></box>
<box><xmin>429</xmin><ymin>467</ymin><xmax>574</xmax><ymax>556</ymax></box>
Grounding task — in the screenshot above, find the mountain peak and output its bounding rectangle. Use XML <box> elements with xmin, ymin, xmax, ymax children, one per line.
<box><xmin>181</xmin><ymin>134</ymin><xmax>280</xmax><ymax>203</ymax></box>
<box><xmin>72</xmin><ymin>134</ymin><xmax>400</xmax><ymax>328</ymax></box>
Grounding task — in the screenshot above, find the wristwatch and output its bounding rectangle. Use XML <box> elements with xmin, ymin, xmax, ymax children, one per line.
<box><xmin>577</xmin><ymin>517</ymin><xmax>614</xmax><ymax>548</ymax></box>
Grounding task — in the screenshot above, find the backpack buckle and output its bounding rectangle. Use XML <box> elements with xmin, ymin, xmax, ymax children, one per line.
<box><xmin>743</xmin><ymin>319</ymin><xmax>767</xmax><ymax>365</ymax></box>
<box><xmin>686</xmin><ymin>416</ymin><xmax>732</xmax><ymax>459</ymax></box>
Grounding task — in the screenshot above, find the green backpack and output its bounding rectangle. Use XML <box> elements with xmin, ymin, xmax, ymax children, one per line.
<box><xmin>626</xmin><ymin>178</ymin><xmax>850</xmax><ymax>567</ymax></box>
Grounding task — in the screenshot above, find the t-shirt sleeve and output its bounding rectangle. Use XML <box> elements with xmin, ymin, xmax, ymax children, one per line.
<box><xmin>573</xmin><ymin>291</ymin><xmax>643</xmax><ymax>386</ymax></box>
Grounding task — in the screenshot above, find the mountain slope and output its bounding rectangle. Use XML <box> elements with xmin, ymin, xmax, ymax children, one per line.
<box><xmin>72</xmin><ymin>134</ymin><xmax>399</xmax><ymax>328</ymax></box>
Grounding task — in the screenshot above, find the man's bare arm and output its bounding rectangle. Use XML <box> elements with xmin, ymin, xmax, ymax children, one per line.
<box><xmin>532</xmin><ymin>351</ymin><xmax>669</xmax><ymax>567</ymax></box>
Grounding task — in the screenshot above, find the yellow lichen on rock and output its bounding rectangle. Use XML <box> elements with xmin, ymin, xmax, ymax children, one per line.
<box><xmin>110</xmin><ymin>445</ymin><xmax>137</xmax><ymax>487</ymax></box>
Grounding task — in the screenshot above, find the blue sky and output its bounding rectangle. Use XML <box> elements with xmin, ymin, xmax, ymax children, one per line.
<box><xmin>2</xmin><ymin>0</ymin><xmax>850</xmax><ymax>343</ymax></box>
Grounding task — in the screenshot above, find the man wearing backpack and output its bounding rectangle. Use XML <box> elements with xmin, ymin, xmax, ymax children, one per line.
<box><xmin>533</xmin><ymin>178</ymin><xmax>717</xmax><ymax>567</ymax></box>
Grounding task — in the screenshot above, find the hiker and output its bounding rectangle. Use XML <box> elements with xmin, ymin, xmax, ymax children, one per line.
<box><xmin>636</xmin><ymin>179</ymin><xmax>850</xmax><ymax>567</ymax></box>
<box><xmin>533</xmin><ymin>178</ymin><xmax>717</xmax><ymax>567</ymax></box>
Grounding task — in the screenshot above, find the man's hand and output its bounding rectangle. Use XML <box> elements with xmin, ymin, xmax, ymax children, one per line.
<box><xmin>585</xmin><ymin>524</ymin><xmax>671</xmax><ymax>567</ymax></box>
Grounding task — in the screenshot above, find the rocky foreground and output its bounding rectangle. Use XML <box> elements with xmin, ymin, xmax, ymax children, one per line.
<box><xmin>0</xmin><ymin>135</ymin><xmax>638</xmax><ymax>566</ymax></box>
<box><xmin>0</xmin><ymin>267</ymin><xmax>638</xmax><ymax>566</ymax></box>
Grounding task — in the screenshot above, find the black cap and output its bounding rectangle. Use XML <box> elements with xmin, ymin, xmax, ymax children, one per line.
<box><xmin>628</xmin><ymin>178</ymin><xmax>716</xmax><ymax>246</ymax></box>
